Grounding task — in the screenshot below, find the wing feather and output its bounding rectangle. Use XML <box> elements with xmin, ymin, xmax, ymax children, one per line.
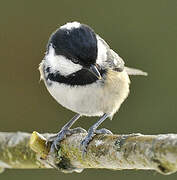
<box><xmin>96</xmin><ymin>35</ymin><xmax>147</xmax><ymax>76</ymax></box>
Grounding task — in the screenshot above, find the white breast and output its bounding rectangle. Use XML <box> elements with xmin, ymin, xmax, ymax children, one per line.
<box><xmin>45</xmin><ymin>70</ymin><xmax>130</xmax><ymax>117</ymax></box>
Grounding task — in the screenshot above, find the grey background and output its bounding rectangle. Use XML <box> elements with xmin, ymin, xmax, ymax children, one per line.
<box><xmin>0</xmin><ymin>0</ymin><xmax>177</xmax><ymax>179</ymax></box>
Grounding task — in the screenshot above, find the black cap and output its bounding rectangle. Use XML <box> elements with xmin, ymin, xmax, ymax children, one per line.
<box><xmin>48</xmin><ymin>23</ymin><xmax>98</xmax><ymax>67</ymax></box>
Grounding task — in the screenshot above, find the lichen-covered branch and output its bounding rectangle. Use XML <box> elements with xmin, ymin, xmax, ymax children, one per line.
<box><xmin>0</xmin><ymin>132</ymin><xmax>177</xmax><ymax>175</ymax></box>
<box><xmin>0</xmin><ymin>132</ymin><xmax>52</xmax><ymax>172</ymax></box>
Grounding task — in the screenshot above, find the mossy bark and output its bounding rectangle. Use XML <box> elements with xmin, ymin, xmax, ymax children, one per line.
<box><xmin>0</xmin><ymin>132</ymin><xmax>177</xmax><ymax>175</ymax></box>
<box><xmin>0</xmin><ymin>132</ymin><xmax>51</xmax><ymax>171</ymax></box>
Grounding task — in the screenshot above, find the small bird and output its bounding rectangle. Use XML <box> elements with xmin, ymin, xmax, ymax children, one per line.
<box><xmin>39</xmin><ymin>22</ymin><xmax>147</xmax><ymax>154</ymax></box>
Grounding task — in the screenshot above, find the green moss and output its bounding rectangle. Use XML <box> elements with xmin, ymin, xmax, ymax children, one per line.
<box><xmin>56</xmin><ymin>143</ymin><xmax>86</xmax><ymax>172</ymax></box>
<box><xmin>0</xmin><ymin>136</ymin><xmax>40</xmax><ymax>168</ymax></box>
<box><xmin>90</xmin><ymin>144</ymin><xmax>109</xmax><ymax>158</ymax></box>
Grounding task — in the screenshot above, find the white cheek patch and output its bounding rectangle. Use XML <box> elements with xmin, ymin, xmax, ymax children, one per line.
<box><xmin>60</xmin><ymin>22</ymin><xmax>81</xmax><ymax>30</ymax></box>
<box><xmin>45</xmin><ymin>46</ymin><xmax>82</xmax><ymax>76</ymax></box>
<box><xmin>96</xmin><ymin>39</ymin><xmax>107</xmax><ymax>66</ymax></box>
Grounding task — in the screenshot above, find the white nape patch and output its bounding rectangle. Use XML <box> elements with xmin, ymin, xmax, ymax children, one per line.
<box><xmin>96</xmin><ymin>38</ymin><xmax>107</xmax><ymax>66</ymax></box>
<box><xmin>60</xmin><ymin>22</ymin><xmax>81</xmax><ymax>30</ymax></box>
<box><xmin>45</xmin><ymin>46</ymin><xmax>82</xmax><ymax>76</ymax></box>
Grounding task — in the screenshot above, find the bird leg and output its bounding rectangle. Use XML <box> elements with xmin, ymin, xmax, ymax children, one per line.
<box><xmin>49</xmin><ymin>114</ymin><xmax>87</xmax><ymax>151</ymax></box>
<box><xmin>81</xmin><ymin>113</ymin><xmax>112</xmax><ymax>156</ymax></box>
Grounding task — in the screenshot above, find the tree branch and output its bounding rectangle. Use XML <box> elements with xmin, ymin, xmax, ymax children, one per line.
<box><xmin>0</xmin><ymin>132</ymin><xmax>177</xmax><ymax>175</ymax></box>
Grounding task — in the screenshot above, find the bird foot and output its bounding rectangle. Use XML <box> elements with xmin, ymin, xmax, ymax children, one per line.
<box><xmin>48</xmin><ymin>127</ymin><xmax>87</xmax><ymax>153</ymax></box>
<box><xmin>81</xmin><ymin>128</ymin><xmax>112</xmax><ymax>157</ymax></box>
<box><xmin>95</xmin><ymin>128</ymin><xmax>113</xmax><ymax>135</ymax></box>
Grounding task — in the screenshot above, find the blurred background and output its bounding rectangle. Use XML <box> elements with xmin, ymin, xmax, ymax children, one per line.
<box><xmin>0</xmin><ymin>0</ymin><xmax>177</xmax><ymax>179</ymax></box>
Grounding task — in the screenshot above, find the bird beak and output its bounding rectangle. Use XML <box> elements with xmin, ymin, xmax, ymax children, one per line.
<box><xmin>89</xmin><ymin>64</ymin><xmax>102</xmax><ymax>80</ymax></box>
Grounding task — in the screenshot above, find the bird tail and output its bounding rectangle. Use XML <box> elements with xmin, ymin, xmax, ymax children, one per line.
<box><xmin>125</xmin><ymin>67</ymin><xmax>148</xmax><ymax>76</ymax></box>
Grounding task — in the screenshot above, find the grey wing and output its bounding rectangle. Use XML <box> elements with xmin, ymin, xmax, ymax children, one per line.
<box><xmin>97</xmin><ymin>35</ymin><xmax>147</xmax><ymax>76</ymax></box>
<box><xmin>97</xmin><ymin>35</ymin><xmax>125</xmax><ymax>70</ymax></box>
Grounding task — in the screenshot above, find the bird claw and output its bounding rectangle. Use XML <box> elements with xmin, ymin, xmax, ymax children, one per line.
<box><xmin>80</xmin><ymin>128</ymin><xmax>112</xmax><ymax>158</ymax></box>
<box><xmin>80</xmin><ymin>137</ymin><xmax>91</xmax><ymax>158</ymax></box>
<box><xmin>95</xmin><ymin>128</ymin><xmax>113</xmax><ymax>135</ymax></box>
<box><xmin>70</xmin><ymin>127</ymin><xmax>87</xmax><ymax>134</ymax></box>
<box><xmin>49</xmin><ymin>127</ymin><xmax>87</xmax><ymax>153</ymax></box>
<box><xmin>45</xmin><ymin>134</ymin><xmax>57</xmax><ymax>146</ymax></box>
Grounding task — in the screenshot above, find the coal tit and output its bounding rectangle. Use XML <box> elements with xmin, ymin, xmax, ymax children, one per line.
<box><xmin>39</xmin><ymin>22</ymin><xmax>147</xmax><ymax>154</ymax></box>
